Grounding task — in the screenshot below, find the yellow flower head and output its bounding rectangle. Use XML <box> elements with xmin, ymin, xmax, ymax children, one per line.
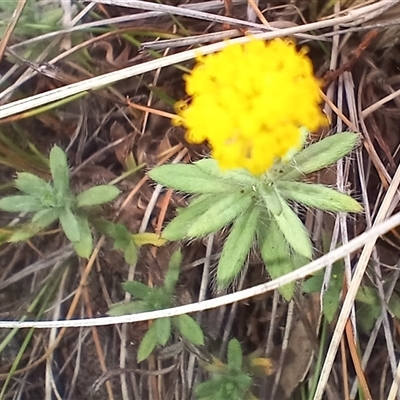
<box><xmin>175</xmin><ymin>38</ymin><xmax>327</xmax><ymax>175</ymax></box>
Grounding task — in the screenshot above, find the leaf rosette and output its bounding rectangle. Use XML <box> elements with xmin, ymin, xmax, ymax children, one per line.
<box><xmin>149</xmin><ymin>132</ymin><xmax>362</xmax><ymax>296</ymax></box>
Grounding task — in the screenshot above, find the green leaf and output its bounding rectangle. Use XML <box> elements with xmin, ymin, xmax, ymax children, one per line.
<box><xmin>123</xmin><ymin>241</ymin><xmax>138</xmax><ymax>265</ymax></box>
<box><xmin>322</xmin><ymin>282</ymin><xmax>342</xmax><ymax>323</ymax></box>
<box><xmin>76</xmin><ymin>185</ymin><xmax>120</xmax><ymax>207</ymax></box>
<box><xmin>280</xmin><ymin>133</ymin><xmax>359</xmax><ymax>180</ymax></box>
<box><xmin>32</xmin><ymin>208</ymin><xmax>59</xmax><ymax>229</ymax></box>
<box><xmin>227</xmin><ymin>339</ymin><xmax>243</xmax><ymax>371</ymax></box>
<box><xmin>276</xmin><ymin>181</ymin><xmax>362</xmax><ymax>212</ymax></box>
<box><xmin>164</xmin><ymin>250</ymin><xmax>182</xmax><ymax>293</ymax></box>
<box><xmin>195</xmin><ymin>158</ymin><xmax>259</xmax><ymax>187</ymax></box>
<box><xmin>233</xmin><ymin>374</ymin><xmax>253</xmax><ymax>393</ymax></box>
<box><xmin>162</xmin><ymin>195</ymin><xmax>216</xmax><ymax>241</ymax></box>
<box><xmin>15</xmin><ymin>172</ymin><xmax>52</xmax><ymax>198</ymax></box>
<box><xmin>59</xmin><ymin>207</ymin><xmax>80</xmax><ymax>242</ymax></box>
<box><xmin>187</xmin><ymin>191</ymin><xmax>253</xmax><ymax>238</ymax></box>
<box><xmin>258</xmin><ymin>218</ymin><xmax>296</xmax><ymax>300</ymax></box>
<box><xmin>217</xmin><ymin>205</ymin><xmax>259</xmax><ymax>289</ymax></box>
<box><xmin>111</xmin><ymin>224</ymin><xmax>131</xmax><ymax>248</ymax></box>
<box><xmin>72</xmin><ymin>216</ymin><xmax>93</xmax><ymax>258</ymax></box>
<box><xmin>149</xmin><ymin>163</ymin><xmax>237</xmax><ymax>194</ymax></box>
<box><xmin>41</xmin><ymin>6</ymin><xmax>64</xmax><ymax>25</ymax></box>
<box><xmin>259</xmin><ymin>185</ymin><xmax>282</xmax><ymax>216</ymax></box>
<box><xmin>92</xmin><ymin>218</ymin><xmax>116</xmax><ymax>237</ymax></box>
<box><xmin>356</xmin><ymin>302</ymin><xmax>380</xmax><ymax>333</ymax></box>
<box><xmin>356</xmin><ymin>286</ymin><xmax>379</xmax><ymax>306</ymax></box>
<box><xmin>195</xmin><ymin>379</ymin><xmax>224</xmax><ymax>399</ymax></box>
<box><xmin>389</xmin><ymin>293</ymin><xmax>400</xmax><ymax>320</ymax></box>
<box><xmin>302</xmin><ymin>253</ymin><xmax>344</xmax><ymax>323</ymax></box>
<box><xmin>154</xmin><ymin>317</ymin><xmax>171</xmax><ymax>346</ymax></box>
<box><xmin>123</xmin><ymin>281</ymin><xmax>152</xmax><ymax>300</ymax></box>
<box><xmin>132</xmin><ymin>232</ymin><xmax>166</xmax><ymax>247</ymax></box>
<box><xmin>107</xmin><ymin>300</ymin><xmax>152</xmax><ymax>316</ymax></box>
<box><xmin>9</xmin><ymin>228</ymin><xmax>37</xmax><ymax>242</ymax></box>
<box><xmin>273</xmin><ymin>196</ymin><xmax>312</xmax><ymax>260</ymax></box>
<box><xmin>173</xmin><ymin>314</ymin><xmax>204</xmax><ymax>345</ymax></box>
<box><xmin>49</xmin><ymin>145</ymin><xmax>70</xmax><ymax>197</ymax></box>
<box><xmin>146</xmin><ymin>287</ymin><xmax>173</xmax><ymax>310</ymax></box>
<box><xmin>0</xmin><ymin>195</ymin><xmax>44</xmax><ymax>212</ymax></box>
<box><xmin>137</xmin><ymin>324</ymin><xmax>159</xmax><ymax>362</ymax></box>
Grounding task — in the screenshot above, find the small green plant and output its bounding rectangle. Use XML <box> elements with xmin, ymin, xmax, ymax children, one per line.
<box><xmin>195</xmin><ymin>339</ymin><xmax>260</xmax><ymax>400</ymax></box>
<box><xmin>0</xmin><ymin>145</ymin><xmax>120</xmax><ymax>258</ymax></box>
<box><xmin>108</xmin><ymin>250</ymin><xmax>204</xmax><ymax>362</ymax></box>
<box><xmin>149</xmin><ymin>133</ymin><xmax>362</xmax><ymax>298</ymax></box>
<box><xmin>0</xmin><ymin>1</ymin><xmax>63</xmax><ymax>38</ymax></box>
<box><xmin>303</xmin><ymin>262</ymin><xmax>400</xmax><ymax>330</ymax></box>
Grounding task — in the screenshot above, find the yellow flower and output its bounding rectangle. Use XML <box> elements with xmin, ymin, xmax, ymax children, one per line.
<box><xmin>175</xmin><ymin>38</ymin><xmax>327</xmax><ymax>175</ymax></box>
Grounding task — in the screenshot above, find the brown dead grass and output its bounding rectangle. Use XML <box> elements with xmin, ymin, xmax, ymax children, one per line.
<box><xmin>1</xmin><ymin>0</ymin><xmax>400</xmax><ymax>399</ymax></box>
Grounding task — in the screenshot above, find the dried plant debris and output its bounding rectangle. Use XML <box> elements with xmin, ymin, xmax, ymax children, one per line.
<box><xmin>1</xmin><ymin>1</ymin><xmax>400</xmax><ymax>399</ymax></box>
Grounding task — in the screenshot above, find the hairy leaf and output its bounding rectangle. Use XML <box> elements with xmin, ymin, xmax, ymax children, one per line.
<box><xmin>123</xmin><ymin>281</ymin><xmax>152</xmax><ymax>300</ymax></box>
<box><xmin>162</xmin><ymin>195</ymin><xmax>217</xmax><ymax>241</ymax></box>
<box><xmin>154</xmin><ymin>317</ymin><xmax>171</xmax><ymax>346</ymax></box>
<box><xmin>258</xmin><ymin>219</ymin><xmax>296</xmax><ymax>300</ymax></box>
<box><xmin>32</xmin><ymin>208</ymin><xmax>59</xmax><ymax>229</ymax></box>
<box><xmin>217</xmin><ymin>205</ymin><xmax>259</xmax><ymax>288</ymax></box>
<box><xmin>107</xmin><ymin>301</ymin><xmax>151</xmax><ymax>316</ymax></box>
<box><xmin>227</xmin><ymin>339</ymin><xmax>243</xmax><ymax>371</ymax></box>
<box><xmin>123</xmin><ymin>241</ymin><xmax>138</xmax><ymax>265</ymax></box>
<box><xmin>76</xmin><ymin>185</ymin><xmax>120</xmax><ymax>207</ymax></box>
<box><xmin>276</xmin><ymin>181</ymin><xmax>362</xmax><ymax>212</ymax></box>
<box><xmin>49</xmin><ymin>145</ymin><xmax>70</xmax><ymax>197</ymax></box>
<box><xmin>15</xmin><ymin>172</ymin><xmax>53</xmax><ymax>198</ymax></box>
<box><xmin>274</xmin><ymin>196</ymin><xmax>312</xmax><ymax>260</ymax></box>
<box><xmin>187</xmin><ymin>191</ymin><xmax>253</xmax><ymax>238</ymax></box>
<box><xmin>59</xmin><ymin>207</ymin><xmax>80</xmax><ymax>242</ymax></box>
<box><xmin>72</xmin><ymin>216</ymin><xmax>93</xmax><ymax>258</ymax></box>
<box><xmin>9</xmin><ymin>228</ymin><xmax>37</xmax><ymax>242</ymax></box>
<box><xmin>137</xmin><ymin>324</ymin><xmax>158</xmax><ymax>362</ymax></box>
<box><xmin>0</xmin><ymin>195</ymin><xmax>44</xmax><ymax>213</ymax></box>
<box><xmin>173</xmin><ymin>314</ymin><xmax>204</xmax><ymax>345</ymax></box>
<box><xmin>259</xmin><ymin>185</ymin><xmax>282</xmax><ymax>216</ymax></box>
<box><xmin>149</xmin><ymin>163</ymin><xmax>236</xmax><ymax>194</ymax></box>
<box><xmin>280</xmin><ymin>133</ymin><xmax>359</xmax><ymax>180</ymax></box>
<box><xmin>195</xmin><ymin>158</ymin><xmax>259</xmax><ymax>187</ymax></box>
<box><xmin>164</xmin><ymin>250</ymin><xmax>182</xmax><ymax>293</ymax></box>
<box><xmin>195</xmin><ymin>379</ymin><xmax>224</xmax><ymax>399</ymax></box>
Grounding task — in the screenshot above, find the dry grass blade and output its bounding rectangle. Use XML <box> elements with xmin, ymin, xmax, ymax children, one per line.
<box><xmin>0</xmin><ymin>1</ymin><xmax>389</xmax><ymax>120</ymax></box>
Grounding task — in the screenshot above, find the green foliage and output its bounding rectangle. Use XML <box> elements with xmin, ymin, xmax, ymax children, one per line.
<box><xmin>303</xmin><ymin>261</ymin><xmax>400</xmax><ymax>329</ymax></box>
<box><xmin>150</xmin><ymin>132</ymin><xmax>362</xmax><ymax>295</ymax></box>
<box><xmin>172</xmin><ymin>314</ymin><xmax>204</xmax><ymax>346</ymax></box>
<box><xmin>302</xmin><ymin>262</ymin><xmax>343</xmax><ymax>323</ymax></box>
<box><xmin>186</xmin><ymin>192</ymin><xmax>253</xmax><ymax>238</ymax></box>
<box><xmin>279</xmin><ymin>132</ymin><xmax>360</xmax><ymax>180</ymax></box>
<box><xmin>107</xmin><ymin>250</ymin><xmax>204</xmax><ymax>362</ymax></box>
<box><xmin>0</xmin><ymin>0</ymin><xmax>63</xmax><ymax>37</ymax></box>
<box><xmin>0</xmin><ymin>145</ymin><xmax>120</xmax><ymax>258</ymax></box>
<box><xmin>195</xmin><ymin>339</ymin><xmax>255</xmax><ymax>400</ymax></box>
<box><xmin>148</xmin><ymin>163</ymin><xmax>238</xmax><ymax>194</ymax></box>
<box><xmin>217</xmin><ymin>205</ymin><xmax>260</xmax><ymax>288</ymax></box>
<box><xmin>258</xmin><ymin>218</ymin><xmax>305</xmax><ymax>300</ymax></box>
<box><xmin>93</xmin><ymin>219</ymin><xmax>138</xmax><ymax>265</ymax></box>
<box><xmin>275</xmin><ymin>181</ymin><xmax>362</xmax><ymax>212</ymax></box>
